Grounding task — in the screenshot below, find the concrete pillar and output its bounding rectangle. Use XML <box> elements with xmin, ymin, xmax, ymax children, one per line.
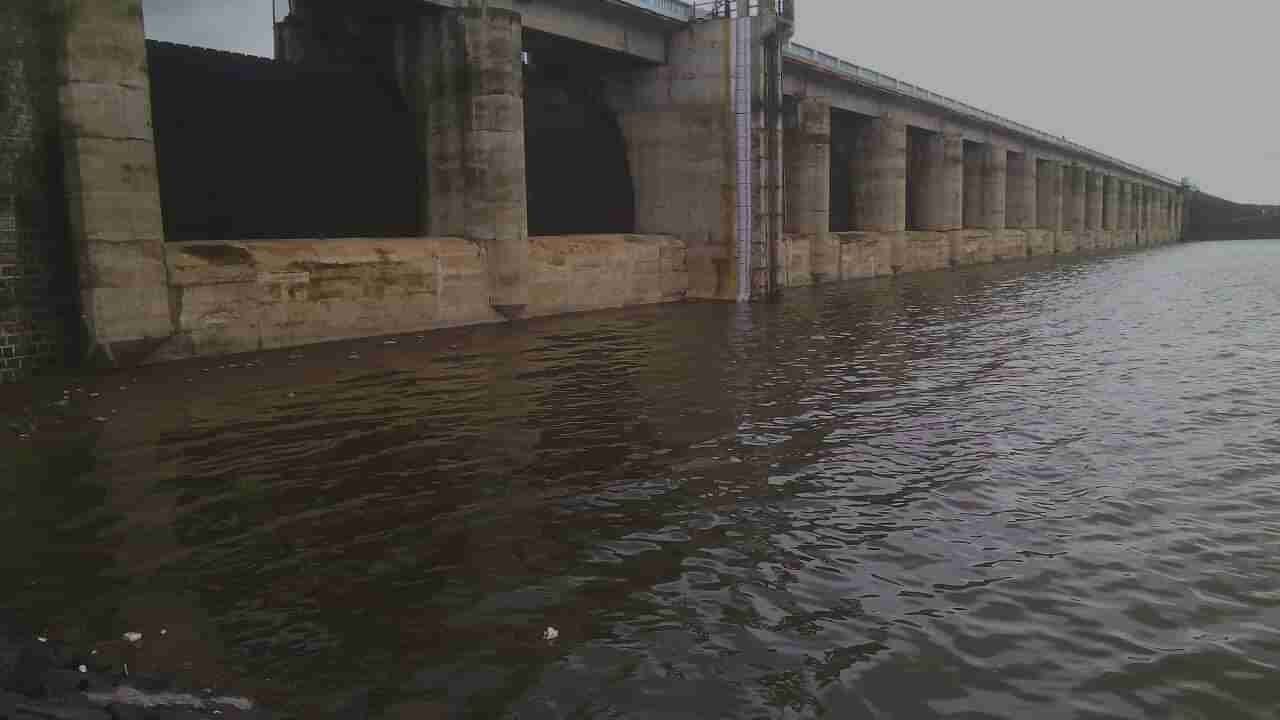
<box><xmin>407</xmin><ymin>7</ymin><xmax>529</xmax><ymax>317</ymax></box>
<box><xmin>59</xmin><ymin>0</ymin><xmax>174</xmax><ymax>362</ymax></box>
<box><xmin>1036</xmin><ymin>158</ymin><xmax>1062</xmax><ymax>230</ymax></box>
<box><xmin>1063</xmin><ymin>165</ymin><xmax>1086</xmax><ymax>230</ymax></box>
<box><xmin>854</xmin><ymin>114</ymin><xmax>906</xmax><ymax>232</ymax></box>
<box><xmin>963</xmin><ymin>143</ymin><xmax>982</xmax><ymax>228</ymax></box>
<box><xmin>784</xmin><ymin>97</ymin><xmax>831</xmax><ymax>280</ymax></box>
<box><xmin>962</xmin><ymin>142</ymin><xmax>1004</xmax><ymax>229</ymax></box>
<box><xmin>1085</xmin><ymin>171</ymin><xmax>1103</xmax><ymax>230</ymax></box>
<box><xmin>1006</xmin><ymin>152</ymin><xmax>1037</xmax><ymax>229</ymax></box>
<box><xmin>1118</xmin><ymin>181</ymin><xmax>1131</xmax><ymax>229</ymax></box>
<box><xmin>917</xmin><ymin>132</ymin><xmax>963</xmax><ymax>230</ymax></box>
<box><xmin>462</xmin><ymin>7</ymin><xmax>527</xmax><ymax>317</ymax></box>
<box><xmin>979</xmin><ymin>144</ymin><xmax>1007</xmax><ymax>230</ymax></box>
<box><xmin>1103</xmin><ymin>175</ymin><xmax>1118</xmax><ymax>230</ymax></box>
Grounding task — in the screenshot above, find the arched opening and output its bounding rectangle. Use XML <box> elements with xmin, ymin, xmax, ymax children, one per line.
<box><xmin>522</xmin><ymin>30</ymin><xmax>637</xmax><ymax>236</ymax></box>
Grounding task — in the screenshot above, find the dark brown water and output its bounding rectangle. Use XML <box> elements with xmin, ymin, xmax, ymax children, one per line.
<box><xmin>5</xmin><ymin>240</ymin><xmax>1280</xmax><ymax>718</ymax></box>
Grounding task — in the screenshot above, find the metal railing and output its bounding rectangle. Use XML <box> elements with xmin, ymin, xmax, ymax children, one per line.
<box><xmin>615</xmin><ymin>0</ymin><xmax>696</xmax><ymax>22</ymax></box>
<box><xmin>690</xmin><ymin>0</ymin><xmax>793</xmax><ymax>20</ymax></box>
<box><xmin>784</xmin><ymin>42</ymin><xmax>1178</xmax><ymax>187</ymax></box>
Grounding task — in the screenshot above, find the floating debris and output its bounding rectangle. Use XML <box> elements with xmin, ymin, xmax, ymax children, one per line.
<box><xmin>123</xmin><ymin>632</ymin><xmax>143</xmax><ymax>643</ymax></box>
<box><xmin>93</xmin><ymin>417</ymin><xmax>108</xmax><ymax>423</ymax></box>
<box><xmin>79</xmin><ymin>664</ymin><xmax>88</xmax><ymax>673</ymax></box>
<box><xmin>37</xmin><ymin>636</ymin><xmax>47</xmax><ymax>643</ymax></box>
<box><xmin>86</xmin><ymin>686</ymin><xmax>255</xmax><ymax>712</ymax></box>
<box><xmin>383</xmin><ymin>340</ymin><xmax>398</xmax><ymax>345</ymax></box>
<box><xmin>542</xmin><ymin>627</ymin><xmax>560</xmax><ymax>641</ymax></box>
<box><xmin>160</xmin><ymin>628</ymin><xmax>168</xmax><ymax>636</ymax></box>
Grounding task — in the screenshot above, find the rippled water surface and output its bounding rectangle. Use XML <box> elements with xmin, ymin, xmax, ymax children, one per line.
<box><xmin>6</xmin><ymin>240</ymin><xmax>1280</xmax><ymax>718</ymax></box>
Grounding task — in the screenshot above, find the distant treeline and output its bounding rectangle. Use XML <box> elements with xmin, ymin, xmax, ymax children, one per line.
<box><xmin>1186</xmin><ymin>191</ymin><xmax>1280</xmax><ymax>241</ymax></box>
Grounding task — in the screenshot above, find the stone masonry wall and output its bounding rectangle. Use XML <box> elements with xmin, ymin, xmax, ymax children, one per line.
<box><xmin>1</xmin><ymin>2</ymin><xmax>73</xmax><ymax>383</ymax></box>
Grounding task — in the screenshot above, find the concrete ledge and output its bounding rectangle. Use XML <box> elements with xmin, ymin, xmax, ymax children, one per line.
<box><xmin>162</xmin><ymin>234</ymin><xmax>687</xmax><ymax>359</ymax></box>
<box><xmin>793</xmin><ymin>227</ymin><xmax>1173</xmax><ymax>290</ymax></box>
<box><xmin>529</xmin><ymin>234</ymin><xmax>688</xmax><ymax>316</ymax></box>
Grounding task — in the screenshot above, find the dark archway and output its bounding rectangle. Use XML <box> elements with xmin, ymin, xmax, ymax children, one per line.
<box><xmin>523</xmin><ymin>30</ymin><xmax>636</xmax><ymax>236</ymax></box>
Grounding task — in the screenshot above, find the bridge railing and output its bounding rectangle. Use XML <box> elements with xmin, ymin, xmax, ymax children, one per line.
<box><xmin>615</xmin><ymin>0</ymin><xmax>696</xmax><ymax>22</ymax></box>
<box><xmin>690</xmin><ymin>0</ymin><xmax>793</xmax><ymax>21</ymax></box>
<box><xmin>784</xmin><ymin>41</ymin><xmax>1178</xmax><ymax>187</ymax></box>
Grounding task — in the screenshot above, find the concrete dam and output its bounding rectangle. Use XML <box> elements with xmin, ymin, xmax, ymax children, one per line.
<box><xmin>0</xmin><ymin>0</ymin><xmax>1187</xmax><ymax>383</ymax></box>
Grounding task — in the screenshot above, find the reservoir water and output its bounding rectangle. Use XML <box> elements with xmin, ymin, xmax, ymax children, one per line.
<box><xmin>4</xmin><ymin>239</ymin><xmax>1280</xmax><ymax>718</ymax></box>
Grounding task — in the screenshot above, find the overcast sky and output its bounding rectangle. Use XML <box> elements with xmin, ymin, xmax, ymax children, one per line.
<box><xmin>143</xmin><ymin>0</ymin><xmax>1275</xmax><ymax>203</ymax></box>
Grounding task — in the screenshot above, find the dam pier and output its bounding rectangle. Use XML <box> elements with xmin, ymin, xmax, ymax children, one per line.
<box><xmin>0</xmin><ymin>0</ymin><xmax>1186</xmax><ymax>382</ymax></box>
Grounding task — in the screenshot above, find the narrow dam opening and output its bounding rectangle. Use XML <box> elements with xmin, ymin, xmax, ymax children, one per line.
<box><xmin>829</xmin><ymin>108</ymin><xmax>873</xmax><ymax>232</ymax></box>
<box><xmin>962</xmin><ymin>139</ymin><xmax>983</xmax><ymax>228</ymax></box>
<box><xmin>522</xmin><ymin>30</ymin><xmax>638</xmax><ymax>237</ymax></box>
<box><xmin>905</xmin><ymin>125</ymin><xmax>933</xmax><ymax>231</ymax></box>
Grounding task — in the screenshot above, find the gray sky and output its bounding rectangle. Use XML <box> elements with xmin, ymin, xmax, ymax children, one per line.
<box><xmin>143</xmin><ymin>0</ymin><xmax>1275</xmax><ymax>203</ymax></box>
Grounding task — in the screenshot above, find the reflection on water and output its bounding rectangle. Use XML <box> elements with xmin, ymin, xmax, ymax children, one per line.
<box><xmin>5</xmin><ymin>240</ymin><xmax>1280</xmax><ymax>718</ymax></box>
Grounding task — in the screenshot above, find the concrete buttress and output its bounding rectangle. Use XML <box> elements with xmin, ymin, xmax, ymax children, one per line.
<box><xmin>1036</xmin><ymin>158</ymin><xmax>1062</xmax><ymax>231</ymax></box>
<box><xmin>1065</xmin><ymin>166</ymin><xmax>1086</xmax><ymax>231</ymax></box>
<box><xmin>917</xmin><ymin>132</ymin><xmax>963</xmax><ymax>230</ymax></box>
<box><xmin>979</xmin><ymin>144</ymin><xmax>1007</xmax><ymax>230</ymax></box>
<box><xmin>461</xmin><ymin>6</ymin><xmax>528</xmax><ymax>318</ymax></box>
<box><xmin>854</xmin><ymin>115</ymin><xmax>906</xmax><ymax>232</ymax></box>
<box><xmin>784</xmin><ymin>96</ymin><xmax>831</xmax><ymax>283</ymax></box>
<box><xmin>1103</xmin><ymin>175</ymin><xmax>1118</xmax><ymax>230</ymax></box>
<box><xmin>1006</xmin><ymin>152</ymin><xmax>1036</xmax><ymax>229</ymax></box>
<box><xmin>1085</xmin><ymin>171</ymin><xmax>1103</xmax><ymax>230</ymax></box>
<box><xmin>58</xmin><ymin>0</ymin><xmax>174</xmax><ymax>364</ymax></box>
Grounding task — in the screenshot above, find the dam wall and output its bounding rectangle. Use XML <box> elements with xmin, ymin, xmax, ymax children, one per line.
<box><xmin>162</xmin><ymin>234</ymin><xmax>688</xmax><ymax>358</ymax></box>
<box><xmin>0</xmin><ymin>0</ymin><xmax>1186</xmax><ymax>381</ymax></box>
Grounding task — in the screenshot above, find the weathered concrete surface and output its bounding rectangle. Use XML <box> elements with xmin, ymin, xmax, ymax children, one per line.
<box><xmin>1036</xmin><ymin>158</ymin><xmax>1062</xmax><ymax>230</ymax></box>
<box><xmin>854</xmin><ymin>115</ymin><xmax>906</xmax><ymax>232</ymax></box>
<box><xmin>1085</xmin><ymin>171</ymin><xmax>1103</xmax><ymax>230</ymax></box>
<box><xmin>58</xmin><ymin>0</ymin><xmax>174</xmax><ymax>363</ymax></box>
<box><xmin>833</xmin><ymin>232</ymin><xmax>893</xmax><ymax>278</ymax></box>
<box><xmin>1064</xmin><ymin>166</ymin><xmax>1086</xmax><ymax>231</ymax></box>
<box><xmin>1026</xmin><ymin>229</ymin><xmax>1054</xmax><ymax>257</ymax></box>
<box><xmin>528</xmin><ymin>235</ymin><xmax>688</xmax><ymax>316</ymax></box>
<box><xmin>778</xmin><ymin>233</ymin><xmax>812</xmax><ymax>288</ymax></box>
<box><xmin>916</xmin><ymin>132</ymin><xmax>963</xmax><ymax>231</ymax></box>
<box><xmin>609</xmin><ymin>20</ymin><xmax>737</xmax><ymax>300</ymax></box>
<box><xmin>156</xmin><ymin>219</ymin><xmax>1182</xmax><ymax>362</ymax></box>
<box><xmin>1006</xmin><ymin>152</ymin><xmax>1036</xmax><ymax>229</ymax></box>
<box><xmin>164</xmin><ymin>235</ymin><xmax>686</xmax><ymax>358</ymax></box>
<box><xmin>460</xmin><ymin>7</ymin><xmax>529</xmax><ymax>318</ymax></box>
<box><xmin>1119</xmin><ymin>181</ymin><xmax>1132</xmax><ymax>230</ymax></box>
<box><xmin>979</xmin><ymin>145</ymin><xmax>1007</xmax><ymax>230</ymax></box>
<box><xmin>784</xmin><ymin>96</ymin><xmax>830</xmax><ymax>285</ymax></box>
<box><xmin>1103</xmin><ymin>175</ymin><xmax>1118</xmax><ymax>230</ymax></box>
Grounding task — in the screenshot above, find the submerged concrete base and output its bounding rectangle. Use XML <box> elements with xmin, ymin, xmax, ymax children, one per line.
<box><xmin>778</xmin><ymin>227</ymin><xmax>1176</xmax><ymax>286</ymax></box>
<box><xmin>159</xmin><ymin>235</ymin><xmax>688</xmax><ymax>359</ymax></box>
<box><xmin>135</xmin><ymin>227</ymin><xmax>1174</xmax><ymax>363</ymax></box>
